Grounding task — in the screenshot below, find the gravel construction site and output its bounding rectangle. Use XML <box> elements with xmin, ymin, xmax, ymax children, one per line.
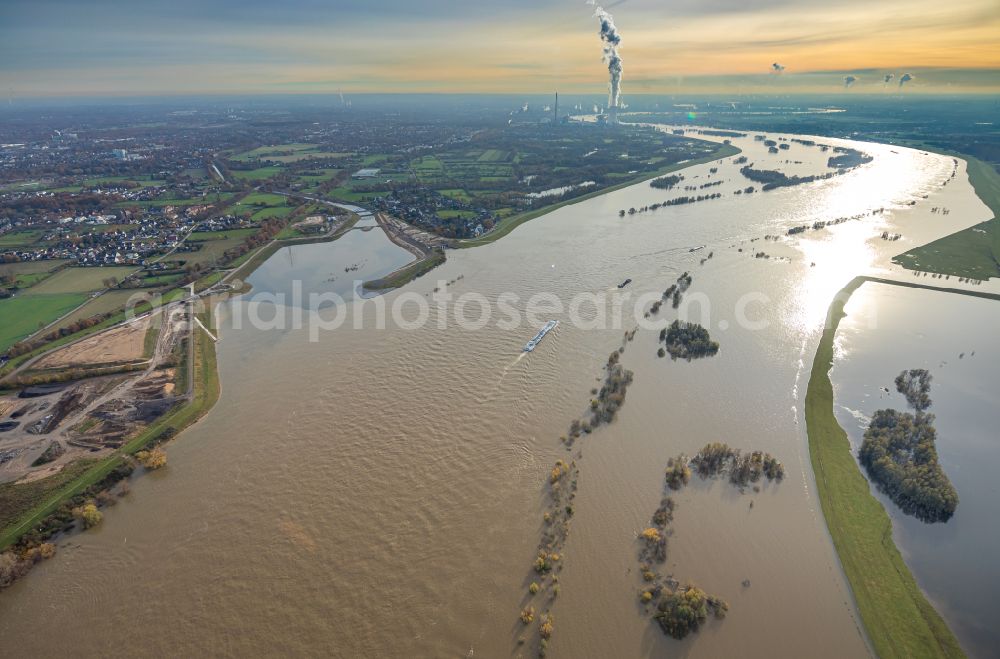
<box><xmin>34</xmin><ymin>316</ymin><xmax>153</xmax><ymax>370</ymax></box>
<box><xmin>0</xmin><ymin>303</ymin><xmax>195</xmax><ymax>485</ymax></box>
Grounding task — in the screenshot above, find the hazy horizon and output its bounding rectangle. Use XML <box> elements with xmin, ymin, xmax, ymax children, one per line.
<box><xmin>2</xmin><ymin>0</ymin><xmax>999</xmax><ymax>96</ymax></box>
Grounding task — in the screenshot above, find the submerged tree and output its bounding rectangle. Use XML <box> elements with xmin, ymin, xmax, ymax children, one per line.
<box><xmin>654</xmin><ymin>585</ymin><xmax>728</xmax><ymax>639</ymax></box>
<box><xmin>859</xmin><ymin>409</ymin><xmax>958</xmax><ymax>523</ymax></box>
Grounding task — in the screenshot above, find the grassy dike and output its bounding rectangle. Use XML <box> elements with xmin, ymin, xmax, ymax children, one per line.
<box><xmin>805</xmin><ymin>276</ymin><xmax>964</xmax><ymax>659</ymax></box>
<box><xmin>362</xmin><ymin>250</ymin><xmax>445</xmax><ymax>291</ymax></box>
<box><xmin>454</xmin><ymin>143</ymin><xmax>741</xmax><ymax>248</ymax></box>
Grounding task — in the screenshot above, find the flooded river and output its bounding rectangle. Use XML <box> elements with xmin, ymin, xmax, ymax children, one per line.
<box><xmin>0</xmin><ymin>127</ymin><xmax>994</xmax><ymax>658</ymax></box>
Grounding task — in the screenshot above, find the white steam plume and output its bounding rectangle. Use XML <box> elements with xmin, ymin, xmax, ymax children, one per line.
<box><xmin>593</xmin><ymin>6</ymin><xmax>624</xmax><ymax>109</ymax></box>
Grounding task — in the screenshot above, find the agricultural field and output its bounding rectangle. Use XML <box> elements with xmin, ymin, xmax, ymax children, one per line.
<box><xmin>226</xmin><ymin>192</ymin><xmax>298</xmax><ymax>221</ymax></box>
<box><xmin>0</xmin><ymin>293</ymin><xmax>89</xmax><ymax>352</ymax></box>
<box><xmin>296</xmin><ymin>168</ymin><xmax>343</xmax><ymax>191</ymax></box>
<box><xmin>51</xmin><ymin>289</ymin><xmax>154</xmax><ymax>332</ymax></box>
<box><xmin>168</xmin><ymin>234</ymin><xmax>252</xmax><ymax>267</ymax></box>
<box><xmin>324</xmin><ymin>185</ymin><xmax>391</xmax><ymax>202</ymax></box>
<box><xmin>188</xmin><ymin>228</ymin><xmax>259</xmax><ymax>242</ymax></box>
<box><xmin>79</xmin><ymin>176</ymin><xmax>166</xmax><ymax>189</ymax></box>
<box><xmin>229</xmin><ymin>166</ymin><xmax>283</xmax><ymax>181</ymax></box>
<box><xmin>0</xmin><ymin>260</ymin><xmax>69</xmax><ymax>289</ymax></box>
<box><xmin>250</xmin><ymin>206</ymin><xmax>294</xmax><ymax>221</ymax></box>
<box><xmin>118</xmin><ymin>193</ymin><xmax>233</xmax><ymax>208</ymax></box>
<box><xmin>437</xmin><ymin>209</ymin><xmax>476</xmax><ymax>220</ymax></box>
<box><xmin>25</xmin><ymin>266</ymin><xmax>137</xmax><ymax>295</ymax></box>
<box><xmin>136</xmin><ymin>272</ymin><xmax>185</xmax><ymax>287</ymax></box>
<box><xmin>229</xmin><ymin>192</ymin><xmax>288</xmax><ymax>211</ymax></box>
<box><xmin>230</xmin><ymin>143</ymin><xmax>351</xmax><ymax>163</ymax></box>
<box><xmin>0</xmin><ymin>230</ymin><xmax>44</xmax><ymax>248</ymax></box>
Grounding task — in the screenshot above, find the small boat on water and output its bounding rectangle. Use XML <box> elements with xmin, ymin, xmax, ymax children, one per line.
<box><xmin>689</xmin><ymin>245</ymin><xmax>705</xmax><ymax>252</ymax></box>
<box><xmin>617</xmin><ymin>278</ymin><xmax>632</xmax><ymax>289</ymax></box>
<box><xmin>524</xmin><ymin>320</ymin><xmax>558</xmax><ymax>352</ymax></box>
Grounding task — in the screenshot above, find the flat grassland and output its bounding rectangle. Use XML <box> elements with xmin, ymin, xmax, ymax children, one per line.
<box><xmin>0</xmin><ymin>260</ymin><xmax>69</xmax><ymax>288</ymax></box>
<box><xmin>805</xmin><ymin>277</ymin><xmax>964</xmax><ymax>659</ymax></box>
<box><xmin>229</xmin><ymin>166</ymin><xmax>283</xmax><ymax>181</ymax></box>
<box><xmin>230</xmin><ymin>143</ymin><xmax>350</xmax><ymax>164</ymax></box>
<box><xmin>0</xmin><ymin>293</ymin><xmax>89</xmax><ymax>352</ymax></box>
<box><xmin>893</xmin><ymin>155</ymin><xmax>1000</xmax><ymax>279</ymax></box>
<box><xmin>0</xmin><ymin>230</ymin><xmax>44</xmax><ymax>248</ymax></box>
<box><xmin>51</xmin><ymin>290</ymin><xmax>148</xmax><ymax>331</ymax></box>
<box><xmin>188</xmin><ymin>228</ymin><xmax>259</xmax><ymax>242</ymax></box>
<box><xmin>24</xmin><ymin>266</ymin><xmax>137</xmax><ymax>295</ymax></box>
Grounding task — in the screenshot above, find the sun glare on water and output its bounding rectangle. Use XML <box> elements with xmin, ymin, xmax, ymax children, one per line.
<box><xmin>789</xmin><ymin>145</ymin><xmax>945</xmax><ymax>332</ymax></box>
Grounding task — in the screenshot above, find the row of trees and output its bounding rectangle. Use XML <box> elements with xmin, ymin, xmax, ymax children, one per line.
<box><xmin>689</xmin><ymin>442</ymin><xmax>786</xmax><ymax>486</ymax></box>
<box><xmin>649</xmin><ymin>174</ymin><xmax>684</xmax><ymax>190</ymax></box>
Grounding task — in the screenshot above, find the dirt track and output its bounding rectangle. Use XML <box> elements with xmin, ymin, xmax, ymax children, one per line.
<box><xmin>35</xmin><ymin>316</ymin><xmax>152</xmax><ymax>369</ymax></box>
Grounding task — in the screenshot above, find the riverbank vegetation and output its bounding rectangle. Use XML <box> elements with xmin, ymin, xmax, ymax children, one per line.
<box><xmin>858</xmin><ymin>369</ymin><xmax>958</xmax><ymax>523</ymax></box>
<box><xmin>520</xmin><ymin>334</ymin><xmax>642</xmax><ymax>653</ymax></box>
<box><xmin>636</xmin><ymin>453</ymin><xmax>756</xmax><ymax>642</ymax></box>
<box><xmin>690</xmin><ymin>442</ymin><xmax>785</xmax><ymax>487</ymax></box>
<box><xmin>739</xmin><ymin>164</ymin><xmax>844</xmax><ymax>191</ymax></box>
<box><xmin>660</xmin><ymin>320</ymin><xmax>719</xmax><ymax>360</ymax></box>
<box><xmin>655</xmin><ymin>585</ymin><xmax>729</xmax><ymax>640</ymax></box>
<box><xmin>895</xmin><ymin>368</ymin><xmax>932</xmax><ymax>411</ymax></box>
<box><xmin>804</xmin><ymin>277</ymin><xmax>964</xmax><ymax>659</ymax></box>
<box><xmin>859</xmin><ymin>409</ymin><xmax>958</xmax><ymax>523</ymax></box>
<box><xmin>650</xmin><ymin>174</ymin><xmax>684</xmax><ymax>190</ymax></box>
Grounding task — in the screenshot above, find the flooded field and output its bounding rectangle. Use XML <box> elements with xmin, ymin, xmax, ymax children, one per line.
<box><xmin>832</xmin><ymin>283</ymin><xmax>1000</xmax><ymax>658</ymax></box>
<box><xmin>0</xmin><ymin>126</ymin><xmax>994</xmax><ymax>657</ymax></box>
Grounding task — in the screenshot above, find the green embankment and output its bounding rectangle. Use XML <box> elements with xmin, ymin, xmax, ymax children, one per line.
<box><xmin>805</xmin><ymin>277</ymin><xmax>964</xmax><ymax>659</ymax></box>
<box><xmin>362</xmin><ymin>250</ymin><xmax>446</xmax><ymax>291</ymax></box>
<box><xmin>455</xmin><ymin>143</ymin><xmax>740</xmax><ymax>248</ymax></box>
<box><xmin>893</xmin><ymin>155</ymin><xmax>1000</xmax><ymax>279</ymax></box>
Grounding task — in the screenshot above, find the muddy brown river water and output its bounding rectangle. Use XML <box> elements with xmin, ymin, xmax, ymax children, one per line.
<box><xmin>1</xmin><ymin>126</ymin><xmax>994</xmax><ymax>658</ymax></box>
